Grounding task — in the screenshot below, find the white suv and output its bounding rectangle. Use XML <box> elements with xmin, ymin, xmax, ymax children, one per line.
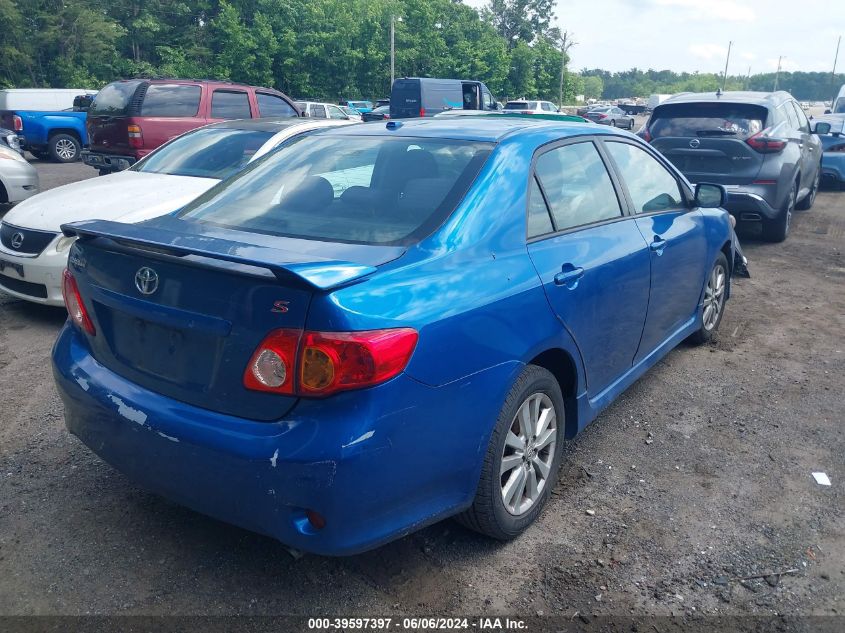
<box><xmin>503</xmin><ymin>100</ymin><xmax>560</xmax><ymax>114</ymax></box>
<box><xmin>296</xmin><ymin>102</ymin><xmax>355</xmax><ymax>120</ymax></box>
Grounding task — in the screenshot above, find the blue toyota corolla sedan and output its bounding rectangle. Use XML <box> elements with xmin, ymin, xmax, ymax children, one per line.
<box><xmin>53</xmin><ymin>117</ymin><xmax>739</xmax><ymax>555</ymax></box>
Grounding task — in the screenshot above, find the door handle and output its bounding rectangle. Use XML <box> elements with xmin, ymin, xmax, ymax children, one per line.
<box><xmin>554</xmin><ymin>266</ymin><xmax>584</xmax><ymax>288</ymax></box>
<box><xmin>650</xmin><ymin>237</ymin><xmax>668</xmax><ymax>256</ymax></box>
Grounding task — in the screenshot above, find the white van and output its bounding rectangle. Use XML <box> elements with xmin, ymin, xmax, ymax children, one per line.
<box><xmin>828</xmin><ymin>85</ymin><xmax>845</xmax><ymax>114</ymax></box>
<box><xmin>0</xmin><ymin>88</ymin><xmax>98</xmax><ymax>112</ymax></box>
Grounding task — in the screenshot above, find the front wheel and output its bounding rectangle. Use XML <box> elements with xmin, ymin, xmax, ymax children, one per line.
<box><xmin>689</xmin><ymin>252</ymin><xmax>729</xmax><ymax>344</ymax></box>
<box><xmin>49</xmin><ymin>133</ymin><xmax>80</xmax><ymax>163</ymax></box>
<box><xmin>455</xmin><ymin>365</ymin><xmax>565</xmax><ymax>540</ymax></box>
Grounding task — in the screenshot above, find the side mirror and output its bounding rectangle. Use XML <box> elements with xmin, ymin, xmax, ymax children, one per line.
<box><xmin>694</xmin><ymin>183</ymin><xmax>727</xmax><ymax>209</ymax></box>
<box><xmin>813</xmin><ymin>121</ymin><xmax>832</xmax><ymax>135</ymax></box>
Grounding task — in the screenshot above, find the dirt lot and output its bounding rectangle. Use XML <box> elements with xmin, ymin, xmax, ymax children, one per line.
<box><xmin>0</xmin><ymin>161</ymin><xmax>842</xmax><ymax>627</ymax></box>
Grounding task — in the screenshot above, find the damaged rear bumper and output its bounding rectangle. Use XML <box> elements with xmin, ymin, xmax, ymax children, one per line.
<box><xmin>52</xmin><ymin>324</ymin><xmax>508</xmax><ymax>555</ymax></box>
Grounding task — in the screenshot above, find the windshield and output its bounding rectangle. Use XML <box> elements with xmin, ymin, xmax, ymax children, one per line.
<box><xmin>133</xmin><ymin>128</ymin><xmax>274</xmax><ymax>179</ymax></box>
<box><xmin>177</xmin><ymin>136</ymin><xmax>493</xmax><ymax>246</ymax></box>
<box><xmin>89</xmin><ymin>81</ymin><xmax>142</xmax><ymax>116</ymax></box>
<box><xmin>649</xmin><ymin>102</ymin><xmax>767</xmax><ymax>139</ymax></box>
<box><xmin>505</xmin><ymin>101</ymin><xmax>537</xmax><ymax>110</ymax></box>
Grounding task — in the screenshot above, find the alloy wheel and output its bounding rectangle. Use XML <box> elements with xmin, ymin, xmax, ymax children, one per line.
<box><xmin>55</xmin><ymin>138</ymin><xmax>77</xmax><ymax>160</ymax></box>
<box><xmin>702</xmin><ymin>263</ymin><xmax>726</xmax><ymax>331</ymax></box>
<box><xmin>500</xmin><ymin>393</ymin><xmax>557</xmax><ymax>516</ymax></box>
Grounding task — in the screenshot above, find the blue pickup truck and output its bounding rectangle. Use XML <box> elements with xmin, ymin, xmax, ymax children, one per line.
<box><xmin>0</xmin><ymin>107</ymin><xmax>88</xmax><ymax>162</ymax></box>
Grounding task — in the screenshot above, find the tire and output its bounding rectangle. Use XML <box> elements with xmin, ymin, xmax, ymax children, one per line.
<box><xmin>28</xmin><ymin>149</ymin><xmax>48</xmax><ymax>161</ymax></box>
<box><xmin>455</xmin><ymin>365</ymin><xmax>565</xmax><ymax>540</ymax></box>
<box><xmin>689</xmin><ymin>251</ymin><xmax>729</xmax><ymax>344</ymax></box>
<box><xmin>627</xmin><ymin>119</ymin><xmax>634</xmax><ymax>130</ymax></box>
<box><xmin>609</xmin><ymin>119</ymin><xmax>616</xmax><ymax>127</ymax></box>
<box><xmin>795</xmin><ymin>166</ymin><xmax>820</xmax><ymax>211</ymax></box>
<box><xmin>48</xmin><ymin>133</ymin><xmax>80</xmax><ymax>163</ymax></box>
<box><xmin>762</xmin><ymin>181</ymin><xmax>795</xmax><ymax>243</ymax></box>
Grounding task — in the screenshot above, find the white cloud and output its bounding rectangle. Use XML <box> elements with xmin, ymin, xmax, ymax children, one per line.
<box><xmin>652</xmin><ymin>0</ymin><xmax>756</xmax><ymax>22</ymax></box>
<box><xmin>689</xmin><ymin>43</ymin><xmax>729</xmax><ymax>60</ymax></box>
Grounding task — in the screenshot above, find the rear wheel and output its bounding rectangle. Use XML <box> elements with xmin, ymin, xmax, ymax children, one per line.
<box><xmin>609</xmin><ymin>119</ymin><xmax>616</xmax><ymax>127</ymax></box>
<box><xmin>795</xmin><ymin>166</ymin><xmax>820</xmax><ymax>210</ymax></box>
<box><xmin>689</xmin><ymin>252</ymin><xmax>729</xmax><ymax>344</ymax></box>
<box><xmin>762</xmin><ymin>181</ymin><xmax>795</xmax><ymax>242</ymax></box>
<box><xmin>49</xmin><ymin>133</ymin><xmax>80</xmax><ymax>163</ymax></box>
<box><xmin>455</xmin><ymin>365</ymin><xmax>565</xmax><ymax>540</ymax></box>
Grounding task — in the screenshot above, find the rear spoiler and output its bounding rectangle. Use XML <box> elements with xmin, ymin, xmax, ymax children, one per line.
<box><xmin>61</xmin><ymin>219</ymin><xmax>378</xmax><ymax>290</ymax></box>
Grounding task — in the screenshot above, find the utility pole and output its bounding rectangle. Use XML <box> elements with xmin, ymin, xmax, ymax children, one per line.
<box><xmin>722</xmin><ymin>41</ymin><xmax>732</xmax><ymax>91</ymax></box>
<box><xmin>773</xmin><ymin>56</ymin><xmax>783</xmax><ymax>91</ymax></box>
<box><xmin>558</xmin><ymin>31</ymin><xmax>576</xmax><ymax>109</ymax></box>
<box><xmin>390</xmin><ymin>15</ymin><xmax>402</xmax><ymax>89</ymax></box>
<box><xmin>745</xmin><ymin>66</ymin><xmax>752</xmax><ymax>90</ymax></box>
<box><xmin>831</xmin><ymin>35</ymin><xmax>842</xmax><ymax>107</ymax></box>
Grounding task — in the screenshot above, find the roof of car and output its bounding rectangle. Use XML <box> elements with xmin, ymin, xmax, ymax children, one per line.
<box><xmin>662</xmin><ymin>91</ymin><xmax>794</xmax><ymax>107</ymax></box>
<box><xmin>320</xmin><ymin>116</ymin><xmax>613</xmax><ymax>143</ymax></box>
<box><xmin>203</xmin><ymin>118</ymin><xmax>310</xmax><ymax>132</ymax></box>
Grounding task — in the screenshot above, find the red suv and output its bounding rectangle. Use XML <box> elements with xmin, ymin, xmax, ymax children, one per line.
<box><xmin>81</xmin><ymin>79</ymin><xmax>300</xmax><ymax>173</ymax></box>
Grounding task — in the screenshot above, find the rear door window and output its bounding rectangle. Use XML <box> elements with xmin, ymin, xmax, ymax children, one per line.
<box><xmin>211</xmin><ymin>90</ymin><xmax>252</xmax><ymax>119</ymax></box>
<box><xmin>140</xmin><ymin>84</ymin><xmax>201</xmax><ymax>117</ymax></box>
<box><xmin>605</xmin><ymin>142</ymin><xmax>684</xmax><ymax>213</ymax></box>
<box><xmin>256</xmin><ymin>92</ymin><xmax>297</xmax><ymax>117</ymax></box>
<box><xmin>649</xmin><ymin>102</ymin><xmax>767</xmax><ymax>139</ymax></box>
<box><xmin>310</xmin><ymin>104</ymin><xmax>326</xmax><ymax>118</ymax></box>
<box><xmin>534</xmin><ymin>141</ymin><xmax>622</xmax><ymax>230</ymax></box>
<box><xmin>327</xmin><ymin>105</ymin><xmax>348</xmax><ymax>120</ymax></box>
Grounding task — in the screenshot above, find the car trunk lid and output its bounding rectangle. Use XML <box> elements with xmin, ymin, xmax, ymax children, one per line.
<box><xmin>62</xmin><ymin>218</ymin><xmax>402</xmax><ymax>421</ymax></box>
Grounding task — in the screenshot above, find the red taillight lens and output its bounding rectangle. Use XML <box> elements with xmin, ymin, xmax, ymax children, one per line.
<box><xmin>747</xmin><ymin>128</ymin><xmax>786</xmax><ymax>153</ymax></box>
<box><xmin>62</xmin><ymin>270</ymin><xmax>96</xmax><ymax>336</ymax></box>
<box><xmin>419</xmin><ymin>107</ymin><xmax>425</xmax><ymax>117</ymax></box>
<box><xmin>639</xmin><ymin>127</ymin><xmax>653</xmax><ymax>142</ymax></box>
<box><xmin>13</xmin><ymin>115</ymin><xmax>22</xmax><ymax>131</ymax></box>
<box><xmin>127</xmin><ymin>124</ymin><xmax>143</xmax><ymax>149</ymax></box>
<box><xmin>299</xmin><ymin>328</ymin><xmax>418</xmax><ymax>396</ymax></box>
<box><xmin>243</xmin><ymin>328</ymin><xmax>418</xmax><ymax>397</ymax></box>
<box><xmin>243</xmin><ymin>329</ymin><xmax>301</xmax><ymax>394</ymax></box>
<box><xmin>598</xmin><ymin>113</ymin><xmax>607</xmax><ymax>119</ymax></box>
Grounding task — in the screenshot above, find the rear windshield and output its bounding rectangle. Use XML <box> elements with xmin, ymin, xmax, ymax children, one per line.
<box><xmin>834</xmin><ymin>97</ymin><xmax>845</xmax><ymax>114</ymax></box>
<box><xmin>89</xmin><ymin>81</ymin><xmax>142</xmax><ymax>116</ymax></box>
<box><xmin>391</xmin><ymin>80</ymin><xmax>420</xmax><ymax>106</ymax></box>
<box><xmin>177</xmin><ymin>136</ymin><xmax>493</xmax><ymax>245</ymax></box>
<box><xmin>133</xmin><ymin>128</ymin><xmax>273</xmax><ymax>179</ymax></box>
<box><xmin>505</xmin><ymin>101</ymin><xmax>537</xmax><ymax>110</ymax></box>
<box><xmin>649</xmin><ymin>102</ymin><xmax>767</xmax><ymax>139</ymax></box>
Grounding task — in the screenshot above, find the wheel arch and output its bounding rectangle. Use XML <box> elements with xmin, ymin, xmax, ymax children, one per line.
<box><xmin>528</xmin><ymin>348</ymin><xmax>580</xmax><ymax>439</ymax></box>
<box><xmin>48</xmin><ymin>128</ymin><xmax>82</xmax><ymax>143</ymax></box>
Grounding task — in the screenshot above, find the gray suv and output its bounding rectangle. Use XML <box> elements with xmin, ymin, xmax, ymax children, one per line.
<box><xmin>640</xmin><ymin>91</ymin><xmax>823</xmax><ymax>241</ymax></box>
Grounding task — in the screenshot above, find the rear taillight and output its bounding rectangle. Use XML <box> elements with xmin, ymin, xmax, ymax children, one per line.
<box><xmin>62</xmin><ymin>270</ymin><xmax>96</xmax><ymax>336</ymax></box>
<box><xmin>419</xmin><ymin>107</ymin><xmax>425</xmax><ymax>117</ymax></box>
<box><xmin>12</xmin><ymin>115</ymin><xmax>22</xmax><ymax>131</ymax></box>
<box><xmin>243</xmin><ymin>329</ymin><xmax>301</xmax><ymax>395</ymax></box>
<box><xmin>598</xmin><ymin>113</ymin><xmax>607</xmax><ymax>119</ymax></box>
<box><xmin>127</xmin><ymin>124</ymin><xmax>143</xmax><ymax>149</ymax></box>
<box><xmin>638</xmin><ymin>127</ymin><xmax>652</xmax><ymax>142</ymax></box>
<box><xmin>747</xmin><ymin>128</ymin><xmax>786</xmax><ymax>153</ymax></box>
<box><xmin>244</xmin><ymin>328</ymin><xmax>418</xmax><ymax>397</ymax></box>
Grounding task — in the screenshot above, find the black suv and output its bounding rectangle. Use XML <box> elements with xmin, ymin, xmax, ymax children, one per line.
<box><xmin>640</xmin><ymin>91</ymin><xmax>824</xmax><ymax>241</ymax></box>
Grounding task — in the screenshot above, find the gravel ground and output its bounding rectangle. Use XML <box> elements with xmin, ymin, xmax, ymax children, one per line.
<box><xmin>0</xmin><ymin>160</ymin><xmax>842</xmax><ymax>628</ymax></box>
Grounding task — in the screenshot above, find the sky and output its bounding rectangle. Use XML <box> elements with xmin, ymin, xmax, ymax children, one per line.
<box><xmin>463</xmin><ymin>0</ymin><xmax>844</xmax><ymax>75</ymax></box>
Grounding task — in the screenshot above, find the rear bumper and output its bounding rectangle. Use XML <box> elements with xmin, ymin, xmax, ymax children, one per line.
<box><xmin>821</xmin><ymin>153</ymin><xmax>845</xmax><ymax>184</ymax></box>
<box><xmin>0</xmin><ymin>159</ymin><xmax>39</xmax><ymax>203</ymax></box>
<box><xmin>52</xmin><ymin>325</ymin><xmax>516</xmax><ymax>555</ymax></box>
<box><xmin>81</xmin><ymin>151</ymin><xmax>136</xmax><ymax>172</ymax></box>
<box><xmin>0</xmin><ymin>237</ymin><xmax>67</xmax><ymax>306</ymax></box>
<box><xmin>721</xmin><ymin>186</ymin><xmax>780</xmax><ymax>221</ymax></box>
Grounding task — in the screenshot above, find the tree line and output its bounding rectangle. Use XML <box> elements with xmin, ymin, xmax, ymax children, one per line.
<box><xmin>1</xmin><ymin>0</ymin><xmax>842</xmax><ymax>103</ymax></box>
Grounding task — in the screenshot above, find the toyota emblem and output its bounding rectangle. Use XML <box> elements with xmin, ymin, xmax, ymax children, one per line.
<box><xmin>689</xmin><ymin>138</ymin><xmax>701</xmax><ymax>149</ymax></box>
<box><xmin>134</xmin><ymin>267</ymin><xmax>159</xmax><ymax>295</ymax></box>
<box><xmin>10</xmin><ymin>232</ymin><xmax>24</xmax><ymax>249</ymax></box>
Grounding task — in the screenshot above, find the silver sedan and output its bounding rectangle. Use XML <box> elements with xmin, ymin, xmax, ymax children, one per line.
<box><xmin>583</xmin><ymin>106</ymin><xmax>636</xmax><ymax>130</ymax></box>
<box><xmin>0</xmin><ymin>144</ymin><xmax>39</xmax><ymax>205</ymax></box>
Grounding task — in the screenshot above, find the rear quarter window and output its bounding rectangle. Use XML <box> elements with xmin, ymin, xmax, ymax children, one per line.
<box><xmin>257</xmin><ymin>93</ymin><xmax>297</xmax><ymax>117</ymax></box>
<box><xmin>140</xmin><ymin>84</ymin><xmax>201</xmax><ymax>117</ymax></box>
<box><xmin>650</xmin><ymin>102</ymin><xmax>767</xmax><ymax>139</ymax></box>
